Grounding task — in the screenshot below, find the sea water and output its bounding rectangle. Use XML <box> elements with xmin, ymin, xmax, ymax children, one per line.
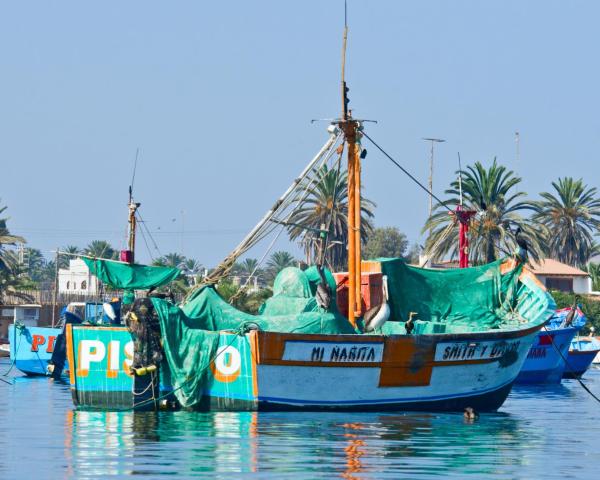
<box><xmin>1</xmin><ymin>358</ymin><xmax>599</xmax><ymax>479</ymax></box>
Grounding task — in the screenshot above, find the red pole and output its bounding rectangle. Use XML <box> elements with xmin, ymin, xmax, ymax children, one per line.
<box><xmin>455</xmin><ymin>206</ymin><xmax>476</xmax><ymax>268</ymax></box>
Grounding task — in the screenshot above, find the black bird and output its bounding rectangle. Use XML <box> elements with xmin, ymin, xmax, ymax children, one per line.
<box><xmin>514</xmin><ymin>226</ymin><xmax>529</xmax><ymax>262</ymax></box>
<box><xmin>479</xmin><ymin>196</ymin><xmax>487</xmax><ymax>211</ymax></box>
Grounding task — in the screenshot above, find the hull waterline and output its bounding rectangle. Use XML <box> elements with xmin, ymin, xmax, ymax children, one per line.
<box><xmin>67</xmin><ymin>323</ymin><xmax>542</xmax><ymax>412</ymax></box>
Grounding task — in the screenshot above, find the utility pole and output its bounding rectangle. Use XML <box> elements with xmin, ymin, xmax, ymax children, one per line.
<box><xmin>515</xmin><ymin>131</ymin><xmax>520</xmax><ymax>164</ymax></box>
<box><xmin>422</xmin><ymin>138</ymin><xmax>446</xmax><ymax>219</ymax></box>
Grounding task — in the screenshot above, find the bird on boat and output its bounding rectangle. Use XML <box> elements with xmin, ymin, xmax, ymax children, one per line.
<box><xmin>513</xmin><ymin>226</ymin><xmax>529</xmax><ymax>263</ymax></box>
<box><xmin>464</xmin><ymin>407</ymin><xmax>479</xmax><ymax>421</ymax></box>
<box><xmin>405</xmin><ymin>311</ymin><xmax>417</xmax><ymax>335</ymax></box>
<box><xmin>363</xmin><ymin>275</ymin><xmax>390</xmax><ymax>332</ymax></box>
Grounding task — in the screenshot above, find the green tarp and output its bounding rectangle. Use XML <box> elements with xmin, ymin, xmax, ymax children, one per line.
<box><xmin>376</xmin><ymin>258</ymin><xmax>555</xmax><ymax>334</ymax></box>
<box><xmin>82</xmin><ymin>257</ymin><xmax>180</xmax><ymax>290</ymax></box>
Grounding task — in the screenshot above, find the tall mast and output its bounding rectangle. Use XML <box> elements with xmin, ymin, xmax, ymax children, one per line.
<box><xmin>340</xmin><ymin>3</ymin><xmax>362</xmax><ymax>328</ymax></box>
<box><xmin>125</xmin><ymin>185</ymin><xmax>141</xmax><ymax>264</ymax></box>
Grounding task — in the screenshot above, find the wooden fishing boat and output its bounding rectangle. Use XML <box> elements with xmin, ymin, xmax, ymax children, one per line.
<box><xmin>515</xmin><ymin>306</ymin><xmax>584</xmax><ymax>384</ymax></box>
<box><xmin>64</xmin><ymin>17</ymin><xmax>555</xmax><ymax>413</ymax></box>
<box><xmin>563</xmin><ymin>336</ymin><xmax>600</xmax><ymax>379</ymax></box>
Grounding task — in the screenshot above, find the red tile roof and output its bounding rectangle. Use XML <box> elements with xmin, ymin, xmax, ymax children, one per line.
<box><xmin>529</xmin><ymin>258</ymin><xmax>589</xmax><ymax>277</ymax></box>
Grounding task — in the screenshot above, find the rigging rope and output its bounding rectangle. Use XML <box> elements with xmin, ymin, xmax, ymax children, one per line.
<box><xmin>228</xmin><ymin>135</ymin><xmax>344</xmax><ymax>303</ymax></box>
<box><xmin>362</xmin><ymin>131</ymin><xmax>452</xmax><ymax>213</ymax></box>
<box><xmin>542</xmin><ymin>325</ymin><xmax>600</xmax><ymax>405</ymax></box>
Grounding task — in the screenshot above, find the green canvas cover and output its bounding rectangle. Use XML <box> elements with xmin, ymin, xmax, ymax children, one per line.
<box><xmin>374</xmin><ymin>258</ymin><xmax>555</xmax><ymax>334</ymax></box>
<box><xmin>82</xmin><ymin>257</ymin><xmax>180</xmax><ymax>290</ymax></box>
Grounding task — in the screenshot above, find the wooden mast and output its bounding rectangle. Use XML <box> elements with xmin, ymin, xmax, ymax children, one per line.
<box><xmin>125</xmin><ymin>185</ymin><xmax>140</xmax><ymax>264</ymax></box>
<box><xmin>340</xmin><ymin>11</ymin><xmax>362</xmax><ymax>328</ymax></box>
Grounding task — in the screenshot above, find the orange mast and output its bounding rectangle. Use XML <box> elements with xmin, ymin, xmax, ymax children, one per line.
<box><xmin>340</xmin><ymin>16</ymin><xmax>362</xmax><ymax>328</ymax></box>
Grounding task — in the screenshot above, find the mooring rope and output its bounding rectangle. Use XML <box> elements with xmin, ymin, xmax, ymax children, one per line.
<box><xmin>543</xmin><ymin>325</ymin><xmax>600</xmax><ymax>404</ymax></box>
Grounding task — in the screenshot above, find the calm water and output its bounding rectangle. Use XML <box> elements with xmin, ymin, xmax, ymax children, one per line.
<box><xmin>1</xmin><ymin>359</ymin><xmax>599</xmax><ymax>479</ymax></box>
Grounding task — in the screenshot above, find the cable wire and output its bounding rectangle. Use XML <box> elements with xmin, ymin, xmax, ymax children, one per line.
<box><xmin>362</xmin><ymin>131</ymin><xmax>452</xmax><ymax>213</ymax></box>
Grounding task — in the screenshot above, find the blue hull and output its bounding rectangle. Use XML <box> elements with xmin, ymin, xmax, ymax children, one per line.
<box><xmin>515</xmin><ymin>327</ymin><xmax>578</xmax><ymax>384</ymax></box>
<box><xmin>9</xmin><ymin>325</ymin><xmax>63</xmax><ymax>376</ymax></box>
<box><xmin>563</xmin><ymin>350</ymin><xmax>597</xmax><ymax>378</ymax></box>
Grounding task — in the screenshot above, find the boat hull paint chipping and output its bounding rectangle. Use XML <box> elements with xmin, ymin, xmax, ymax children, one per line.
<box><xmin>68</xmin><ymin>324</ymin><xmax>541</xmax><ymax>412</ymax></box>
<box><xmin>8</xmin><ymin>325</ymin><xmax>63</xmax><ymax>376</ymax></box>
<box><xmin>515</xmin><ymin>327</ymin><xmax>578</xmax><ymax>384</ymax></box>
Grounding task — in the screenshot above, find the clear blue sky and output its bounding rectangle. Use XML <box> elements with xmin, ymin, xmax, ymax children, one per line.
<box><xmin>2</xmin><ymin>0</ymin><xmax>599</xmax><ymax>266</ymax></box>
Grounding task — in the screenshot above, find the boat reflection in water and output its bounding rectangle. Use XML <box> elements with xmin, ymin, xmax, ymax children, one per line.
<box><xmin>64</xmin><ymin>409</ymin><xmax>540</xmax><ymax>478</ymax></box>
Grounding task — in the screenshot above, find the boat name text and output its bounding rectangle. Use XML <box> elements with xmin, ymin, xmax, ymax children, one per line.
<box><xmin>282</xmin><ymin>341</ymin><xmax>384</xmax><ymax>363</ymax></box>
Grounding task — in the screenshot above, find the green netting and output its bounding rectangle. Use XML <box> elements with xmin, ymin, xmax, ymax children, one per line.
<box><xmin>82</xmin><ymin>258</ymin><xmax>180</xmax><ymax>291</ymax></box>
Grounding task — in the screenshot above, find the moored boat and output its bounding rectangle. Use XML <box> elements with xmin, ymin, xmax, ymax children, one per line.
<box><xmin>515</xmin><ymin>306</ymin><xmax>584</xmax><ymax>384</ymax></box>
<box><xmin>563</xmin><ymin>336</ymin><xmax>600</xmax><ymax>379</ymax></box>
<box><xmin>64</xmin><ymin>16</ymin><xmax>555</xmax><ymax>413</ymax></box>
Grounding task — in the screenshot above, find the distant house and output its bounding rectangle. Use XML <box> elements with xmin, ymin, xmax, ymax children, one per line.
<box><xmin>529</xmin><ymin>259</ymin><xmax>592</xmax><ymax>294</ymax></box>
<box><xmin>58</xmin><ymin>258</ymin><xmax>99</xmax><ymax>295</ymax></box>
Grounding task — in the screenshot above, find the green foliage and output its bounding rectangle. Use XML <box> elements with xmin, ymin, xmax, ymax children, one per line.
<box><xmin>363</xmin><ymin>227</ymin><xmax>408</xmax><ymax>260</ymax></box>
<box><xmin>423</xmin><ymin>158</ymin><xmax>543</xmax><ymax>264</ymax></box>
<box><xmin>549</xmin><ymin>290</ymin><xmax>600</xmax><ymax>333</ymax></box>
<box><xmin>59</xmin><ymin>245</ymin><xmax>80</xmax><ymax>268</ymax></box>
<box><xmin>265</xmin><ymin>251</ymin><xmax>296</xmax><ymax>283</ymax></box>
<box><xmin>286</xmin><ymin>164</ymin><xmax>375</xmax><ymax>271</ymax></box>
<box><xmin>534</xmin><ymin>178</ymin><xmax>600</xmax><ymax>267</ymax></box>
<box><xmin>216</xmin><ymin>278</ymin><xmax>272</xmax><ymax>314</ymax></box>
<box><xmin>586</xmin><ymin>262</ymin><xmax>600</xmax><ymax>291</ymax></box>
<box><xmin>84</xmin><ymin>240</ymin><xmax>118</xmax><ymax>260</ymax></box>
<box><xmin>405</xmin><ymin>243</ymin><xmax>422</xmax><ymax>265</ymax></box>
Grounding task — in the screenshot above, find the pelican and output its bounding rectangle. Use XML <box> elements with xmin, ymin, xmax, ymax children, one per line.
<box><xmin>363</xmin><ymin>275</ymin><xmax>390</xmax><ymax>332</ymax></box>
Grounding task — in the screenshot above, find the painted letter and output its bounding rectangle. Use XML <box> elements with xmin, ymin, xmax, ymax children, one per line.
<box><xmin>31</xmin><ymin>334</ymin><xmax>46</xmax><ymax>352</ymax></box>
<box><xmin>78</xmin><ymin>340</ymin><xmax>106</xmax><ymax>376</ymax></box>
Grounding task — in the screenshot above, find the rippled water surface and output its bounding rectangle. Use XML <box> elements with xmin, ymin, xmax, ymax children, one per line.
<box><xmin>1</xmin><ymin>359</ymin><xmax>599</xmax><ymax>479</ymax></box>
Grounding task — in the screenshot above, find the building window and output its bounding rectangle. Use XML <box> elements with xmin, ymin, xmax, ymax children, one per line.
<box><xmin>81</xmin><ymin>280</ymin><xmax>87</xmax><ymax>290</ymax></box>
<box><xmin>546</xmin><ymin>277</ymin><xmax>573</xmax><ymax>293</ymax></box>
<box><xmin>66</xmin><ymin>281</ymin><xmax>70</xmax><ymax>290</ymax></box>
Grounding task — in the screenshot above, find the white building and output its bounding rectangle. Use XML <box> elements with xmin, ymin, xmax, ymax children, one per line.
<box><xmin>529</xmin><ymin>259</ymin><xmax>592</xmax><ymax>294</ymax></box>
<box><xmin>58</xmin><ymin>258</ymin><xmax>99</xmax><ymax>295</ymax></box>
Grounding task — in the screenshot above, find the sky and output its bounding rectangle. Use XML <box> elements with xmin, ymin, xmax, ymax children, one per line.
<box><xmin>2</xmin><ymin>0</ymin><xmax>599</xmax><ymax>267</ymax></box>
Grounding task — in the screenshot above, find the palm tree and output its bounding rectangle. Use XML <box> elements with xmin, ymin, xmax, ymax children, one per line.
<box><xmin>423</xmin><ymin>159</ymin><xmax>543</xmax><ymax>264</ymax></box>
<box><xmin>235</xmin><ymin>258</ymin><xmax>262</xmax><ymax>279</ymax></box>
<box><xmin>286</xmin><ymin>164</ymin><xmax>375</xmax><ymax>271</ymax></box>
<box><xmin>23</xmin><ymin>248</ymin><xmax>46</xmax><ymax>281</ymax></box>
<box><xmin>265</xmin><ymin>251</ymin><xmax>297</xmax><ymax>282</ymax></box>
<box><xmin>84</xmin><ymin>240</ymin><xmax>117</xmax><ymax>259</ymax></box>
<box><xmin>158</xmin><ymin>252</ymin><xmax>186</xmax><ymax>269</ymax></box>
<box><xmin>533</xmin><ymin>178</ymin><xmax>600</xmax><ymax>267</ymax></box>
<box><xmin>586</xmin><ymin>262</ymin><xmax>600</xmax><ymax>291</ymax></box>
<box><xmin>59</xmin><ymin>245</ymin><xmax>80</xmax><ymax>268</ymax></box>
<box><xmin>0</xmin><ymin>203</ymin><xmax>25</xmax><ymax>273</ymax></box>
<box><xmin>182</xmin><ymin>258</ymin><xmax>203</xmax><ymax>276</ymax></box>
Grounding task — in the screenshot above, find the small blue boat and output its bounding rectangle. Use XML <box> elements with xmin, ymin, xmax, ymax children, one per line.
<box><xmin>8</xmin><ymin>324</ymin><xmax>63</xmax><ymax>376</ymax></box>
<box><xmin>515</xmin><ymin>306</ymin><xmax>585</xmax><ymax>384</ymax></box>
<box><xmin>8</xmin><ymin>301</ymin><xmax>120</xmax><ymax>376</ymax></box>
<box><xmin>563</xmin><ymin>336</ymin><xmax>600</xmax><ymax>379</ymax></box>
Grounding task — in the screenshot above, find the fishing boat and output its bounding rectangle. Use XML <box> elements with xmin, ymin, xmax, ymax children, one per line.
<box><xmin>6</xmin><ymin>302</ymin><xmax>112</xmax><ymax>376</ymax></box>
<box><xmin>563</xmin><ymin>336</ymin><xmax>600</xmax><ymax>379</ymax></box>
<box><xmin>64</xmin><ymin>19</ymin><xmax>555</xmax><ymax>413</ymax></box>
<box><xmin>515</xmin><ymin>306</ymin><xmax>584</xmax><ymax>384</ymax></box>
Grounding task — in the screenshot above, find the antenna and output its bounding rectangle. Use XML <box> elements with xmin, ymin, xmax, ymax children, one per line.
<box><xmin>422</xmin><ymin>137</ymin><xmax>446</xmax><ymax>218</ymax></box>
<box><xmin>130</xmin><ymin>148</ymin><xmax>139</xmax><ymax>202</ymax></box>
<box><xmin>341</xmin><ymin>0</ymin><xmax>349</xmax><ymax>120</ymax></box>
<box><xmin>458</xmin><ymin>152</ymin><xmax>463</xmax><ymax>206</ymax></box>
